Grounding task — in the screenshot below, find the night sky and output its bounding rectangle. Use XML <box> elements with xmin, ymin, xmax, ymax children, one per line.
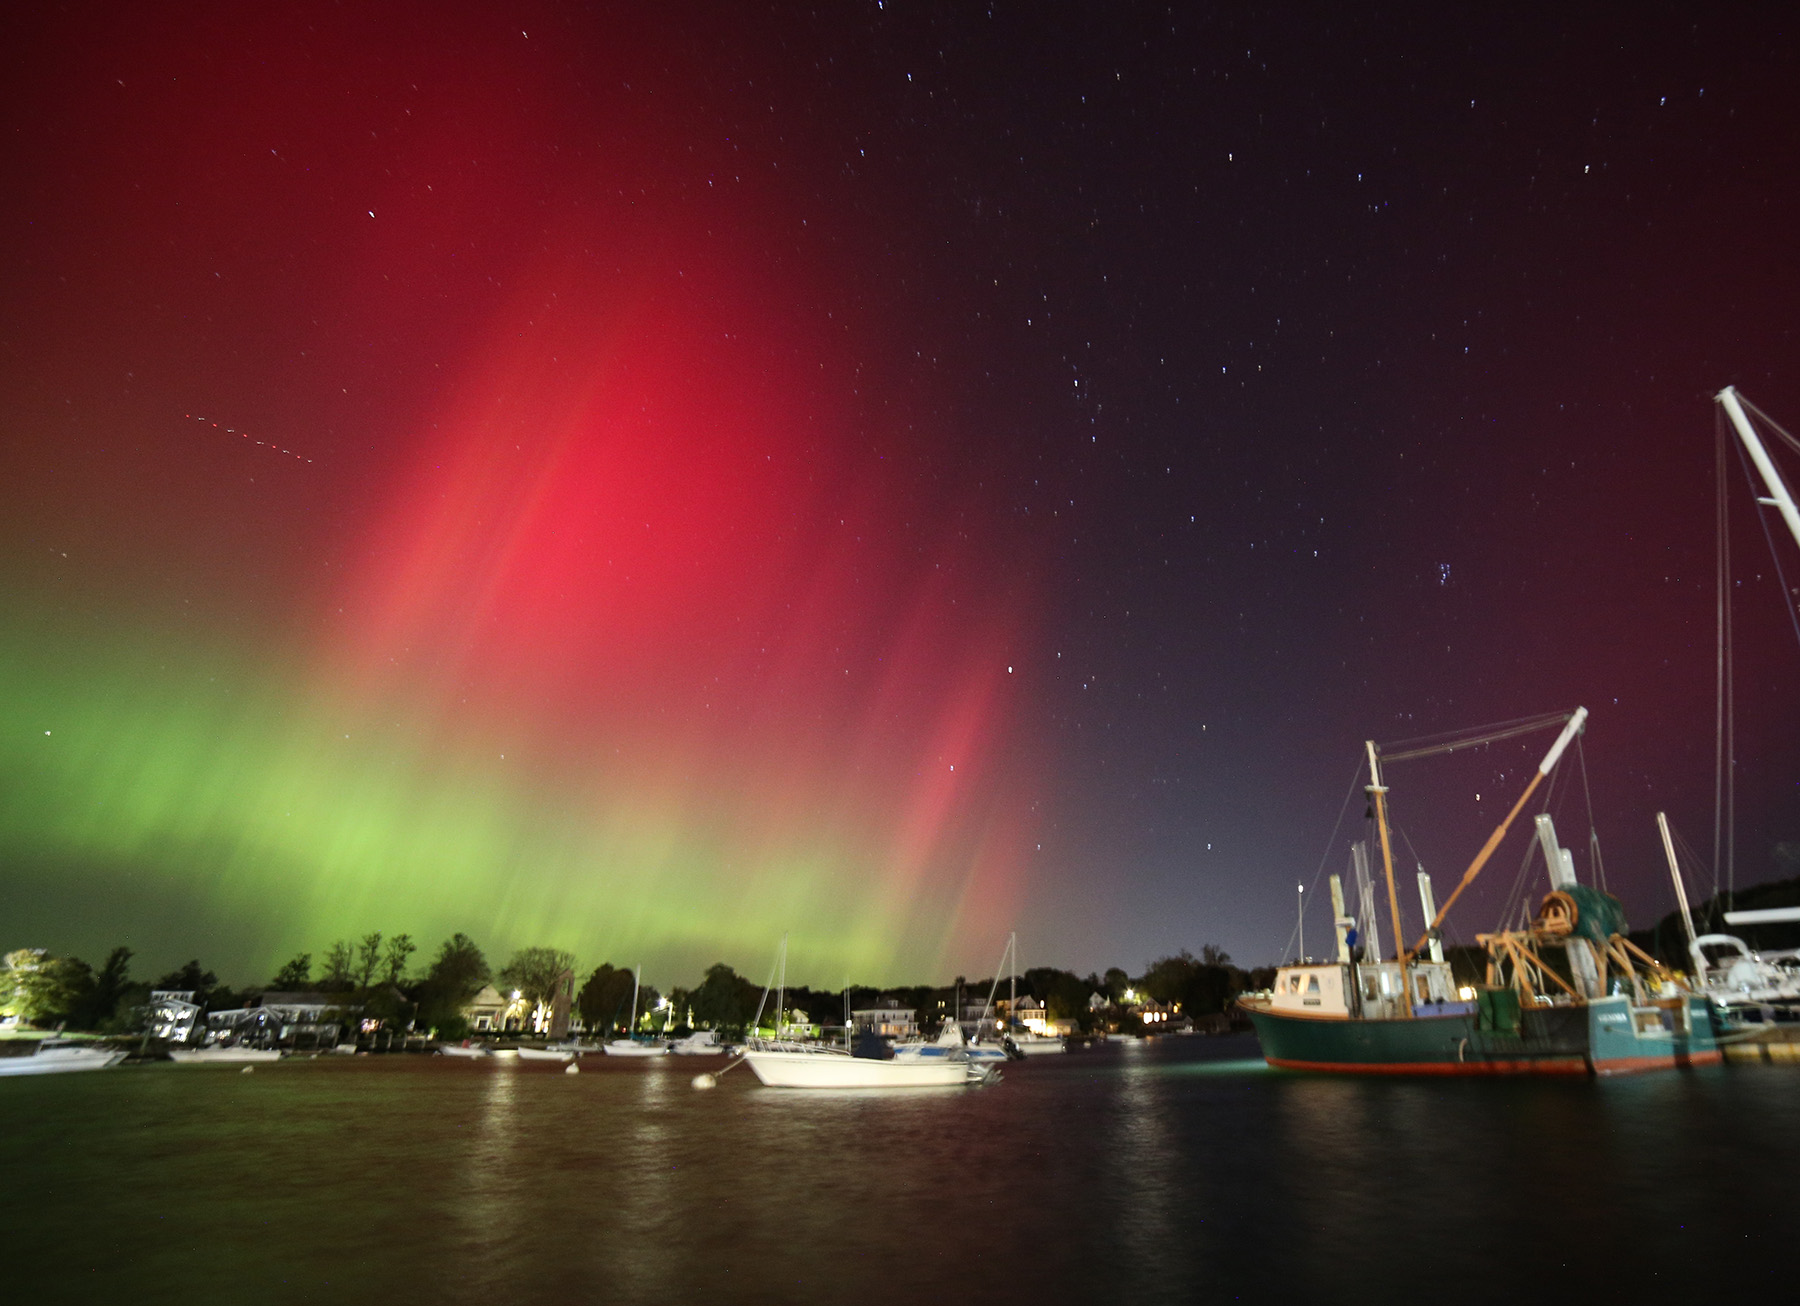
<box><xmin>4</xmin><ymin>4</ymin><xmax>1798</xmax><ymax>989</ymax></box>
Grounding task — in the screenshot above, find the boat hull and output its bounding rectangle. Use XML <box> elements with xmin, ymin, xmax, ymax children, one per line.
<box><xmin>0</xmin><ymin>1046</ymin><xmax>126</xmax><ymax>1076</ymax></box>
<box><xmin>742</xmin><ymin>1049</ymin><xmax>982</xmax><ymax>1088</ymax></box>
<box><xmin>168</xmin><ymin>1047</ymin><xmax>282</xmax><ymax>1064</ymax></box>
<box><xmin>1246</xmin><ymin>994</ymin><xmax>1720</xmax><ymax>1076</ymax></box>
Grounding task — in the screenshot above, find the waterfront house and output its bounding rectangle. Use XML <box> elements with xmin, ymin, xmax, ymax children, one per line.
<box><xmin>851</xmin><ymin>998</ymin><xmax>918</xmax><ymax>1039</ymax></box>
<box><xmin>208</xmin><ymin>991</ymin><xmax>349</xmax><ymax>1049</ymax></box>
<box><xmin>1011</xmin><ymin>996</ymin><xmax>1052</xmax><ymax>1034</ymax></box>
<box><xmin>462</xmin><ymin>984</ymin><xmax>531</xmax><ymax>1033</ymax></box>
<box><xmin>146</xmin><ymin>990</ymin><xmax>201</xmax><ymax>1043</ymax></box>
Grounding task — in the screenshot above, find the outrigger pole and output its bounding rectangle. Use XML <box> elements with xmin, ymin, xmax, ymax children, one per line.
<box><xmin>1404</xmin><ymin>707</ymin><xmax>1589</xmax><ymax>962</ymax></box>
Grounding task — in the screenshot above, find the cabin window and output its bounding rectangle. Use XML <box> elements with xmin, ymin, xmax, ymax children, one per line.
<box><xmin>1306</xmin><ymin>976</ymin><xmax>1320</xmax><ymax>994</ymax></box>
<box><xmin>1415</xmin><ymin>977</ymin><xmax>1430</xmax><ymax>1002</ymax></box>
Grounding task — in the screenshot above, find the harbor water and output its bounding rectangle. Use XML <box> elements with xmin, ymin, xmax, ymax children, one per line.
<box><xmin>5</xmin><ymin>1034</ymin><xmax>1795</xmax><ymax>1304</ymax></box>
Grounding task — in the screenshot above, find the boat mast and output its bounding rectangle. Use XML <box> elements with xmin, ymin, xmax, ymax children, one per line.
<box><xmin>1365</xmin><ymin>740</ymin><xmax>1411</xmax><ymax>1018</ymax></box>
<box><xmin>1408</xmin><ymin>707</ymin><xmax>1589</xmax><ymax>959</ymax></box>
<box><xmin>1009</xmin><ymin>932</ymin><xmax>1016</xmax><ymax>1028</ymax></box>
<box><xmin>1719</xmin><ymin>386</ymin><xmax>1800</xmax><ymax>554</ymax></box>
<box><xmin>1657</xmin><ymin>811</ymin><xmax>1705</xmax><ymax>981</ymax></box>
<box><xmin>627</xmin><ymin>964</ymin><xmax>640</xmax><ymax>1038</ymax></box>
<box><xmin>775</xmin><ymin>933</ymin><xmax>787</xmax><ymax>1041</ymax></box>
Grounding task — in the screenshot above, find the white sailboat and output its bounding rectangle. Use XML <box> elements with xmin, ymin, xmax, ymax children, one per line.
<box><xmin>738</xmin><ymin>935</ymin><xmax>997</xmax><ymax>1089</ymax></box>
<box><xmin>1657</xmin><ymin>389</ymin><xmax>1800</xmax><ymax>1029</ymax></box>
<box><xmin>604</xmin><ymin>965</ymin><xmax>668</xmax><ymax>1056</ymax></box>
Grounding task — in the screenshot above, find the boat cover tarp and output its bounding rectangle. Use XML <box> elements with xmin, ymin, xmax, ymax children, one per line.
<box><xmin>1565</xmin><ymin>884</ymin><xmax>1629</xmax><ymax>946</ymax></box>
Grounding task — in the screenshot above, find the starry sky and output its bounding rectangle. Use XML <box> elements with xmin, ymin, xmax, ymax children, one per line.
<box><xmin>3</xmin><ymin>3</ymin><xmax>1798</xmax><ymax>988</ymax></box>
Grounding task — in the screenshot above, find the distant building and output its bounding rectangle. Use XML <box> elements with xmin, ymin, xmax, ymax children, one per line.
<box><xmin>146</xmin><ymin>990</ymin><xmax>201</xmax><ymax>1043</ymax></box>
<box><xmin>463</xmin><ymin>985</ymin><xmax>529</xmax><ymax>1033</ymax></box>
<box><xmin>1137</xmin><ymin>1000</ymin><xmax>1185</xmax><ymax>1030</ymax></box>
<box><xmin>208</xmin><ymin>991</ymin><xmax>349</xmax><ymax>1048</ymax></box>
<box><xmin>1012</xmin><ymin>996</ymin><xmax>1051</xmax><ymax>1035</ymax></box>
<box><xmin>851</xmin><ymin>998</ymin><xmax>917</xmax><ymax>1039</ymax></box>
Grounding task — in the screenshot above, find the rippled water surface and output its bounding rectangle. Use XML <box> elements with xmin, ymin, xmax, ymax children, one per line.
<box><xmin>6</xmin><ymin>1035</ymin><xmax>1796</xmax><ymax>1304</ymax></box>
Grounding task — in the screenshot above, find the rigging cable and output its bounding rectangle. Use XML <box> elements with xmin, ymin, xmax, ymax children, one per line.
<box><xmin>1573</xmin><ymin>733</ymin><xmax>1607</xmax><ymax>893</ymax></box>
<box><xmin>1377</xmin><ymin>711</ymin><xmax>1572</xmax><ymax>764</ymax></box>
<box><xmin>1277</xmin><ymin>756</ymin><xmax>1370</xmax><ymax>965</ymax></box>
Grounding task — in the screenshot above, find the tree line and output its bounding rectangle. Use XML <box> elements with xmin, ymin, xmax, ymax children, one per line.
<box><xmin>1</xmin><ymin>933</ymin><xmax>1271</xmax><ymax>1040</ymax></box>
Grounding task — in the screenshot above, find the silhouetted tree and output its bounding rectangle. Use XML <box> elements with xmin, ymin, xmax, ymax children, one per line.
<box><xmin>321</xmin><ymin>941</ymin><xmax>355</xmax><ymax>990</ymax></box>
<box><xmin>154</xmin><ymin>959</ymin><xmax>220</xmax><ymax>1005</ymax></box>
<box><xmin>382</xmin><ymin>934</ymin><xmax>416</xmax><ymax>986</ymax></box>
<box><xmin>69</xmin><ymin>946</ymin><xmax>135</xmax><ymax>1029</ymax></box>
<box><xmin>355</xmin><ymin>933</ymin><xmax>383</xmax><ymax>991</ymax></box>
<box><xmin>689</xmin><ymin>963</ymin><xmax>757</xmax><ymax>1037</ymax></box>
<box><xmin>270</xmin><ymin>954</ymin><xmax>312</xmax><ymax>990</ymax></box>
<box><xmin>414</xmin><ymin>933</ymin><xmax>490</xmax><ymax>1037</ymax></box>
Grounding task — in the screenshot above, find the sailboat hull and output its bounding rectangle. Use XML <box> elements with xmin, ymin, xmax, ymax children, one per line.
<box><xmin>1246</xmin><ymin>994</ymin><xmax>1721</xmax><ymax>1076</ymax></box>
<box><xmin>742</xmin><ymin>1049</ymin><xmax>982</xmax><ymax>1088</ymax></box>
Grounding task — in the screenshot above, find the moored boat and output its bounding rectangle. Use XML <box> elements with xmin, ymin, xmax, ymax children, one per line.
<box><xmin>515</xmin><ymin>1046</ymin><xmax>576</xmax><ymax>1062</ymax></box>
<box><xmin>742</xmin><ymin>1040</ymin><xmax>994</xmax><ymax>1088</ymax></box>
<box><xmin>603</xmin><ymin>1039</ymin><xmax>668</xmax><ymax>1057</ymax></box>
<box><xmin>168</xmin><ymin>1044</ymin><xmax>282</xmax><ymax>1064</ymax></box>
<box><xmin>891</xmin><ymin>1020</ymin><xmax>1009</xmax><ymax>1066</ymax></box>
<box><xmin>0</xmin><ymin>1039</ymin><xmax>127</xmax><ymax>1076</ymax></box>
<box><xmin>669</xmin><ymin>1030</ymin><xmax>731</xmax><ymax>1056</ymax></box>
<box><xmin>602</xmin><ymin>963</ymin><xmax>667</xmax><ymax>1055</ymax></box>
<box><xmin>1242</xmin><ymin>709</ymin><xmax>1720</xmax><ymax>1076</ymax></box>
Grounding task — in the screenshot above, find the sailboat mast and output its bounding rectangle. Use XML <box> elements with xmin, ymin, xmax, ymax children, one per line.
<box><xmin>1657</xmin><ymin>811</ymin><xmax>1705</xmax><ymax>980</ymax></box>
<box><xmin>1366</xmin><ymin>740</ymin><xmax>1411</xmax><ymax>1018</ymax></box>
<box><xmin>775</xmin><ymin>932</ymin><xmax>787</xmax><ymax>1041</ymax></box>
<box><xmin>628</xmin><ymin>964</ymin><xmax>640</xmax><ymax>1037</ymax></box>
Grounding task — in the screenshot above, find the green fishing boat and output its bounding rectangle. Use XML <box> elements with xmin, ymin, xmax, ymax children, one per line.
<box><xmin>1242</xmin><ymin>708</ymin><xmax>1721</xmax><ymax>1075</ymax></box>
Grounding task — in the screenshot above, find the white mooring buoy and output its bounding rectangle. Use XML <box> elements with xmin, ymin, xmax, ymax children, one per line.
<box><xmin>691</xmin><ymin>1073</ymin><xmax>717</xmax><ymax>1090</ymax></box>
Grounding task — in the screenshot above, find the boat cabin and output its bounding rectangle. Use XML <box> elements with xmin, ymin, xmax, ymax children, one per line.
<box><xmin>1269</xmin><ymin>961</ymin><xmax>1460</xmax><ymax>1020</ymax></box>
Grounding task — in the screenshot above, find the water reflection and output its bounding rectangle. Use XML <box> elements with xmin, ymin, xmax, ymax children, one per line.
<box><xmin>7</xmin><ymin>1040</ymin><xmax>1798</xmax><ymax>1304</ymax></box>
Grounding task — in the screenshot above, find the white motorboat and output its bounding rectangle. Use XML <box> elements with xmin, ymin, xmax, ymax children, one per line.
<box><xmin>516</xmin><ymin>1046</ymin><xmax>575</xmax><ymax>1062</ymax></box>
<box><xmin>168</xmin><ymin>1045</ymin><xmax>282</xmax><ymax>1064</ymax></box>
<box><xmin>1008</xmin><ymin>1033</ymin><xmax>1069</xmax><ymax>1056</ymax></box>
<box><xmin>0</xmin><ymin>1039</ymin><xmax>127</xmax><ymax>1076</ymax></box>
<box><xmin>436</xmin><ymin>1043</ymin><xmax>493</xmax><ymax>1058</ymax></box>
<box><xmin>742</xmin><ymin>1040</ymin><xmax>994</xmax><ymax>1088</ymax></box>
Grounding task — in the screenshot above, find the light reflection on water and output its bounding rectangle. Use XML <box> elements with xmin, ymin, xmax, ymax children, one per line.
<box><xmin>3</xmin><ymin>1037</ymin><xmax>1797</xmax><ymax>1304</ymax></box>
